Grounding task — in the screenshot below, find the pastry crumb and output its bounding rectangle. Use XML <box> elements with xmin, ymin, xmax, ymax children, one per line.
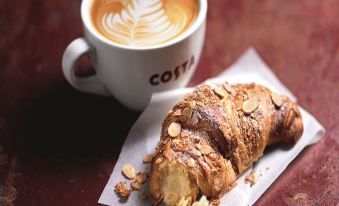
<box><xmin>284</xmin><ymin>193</ymin><xmax>310</xmax><ymax>206</ymax></box>
<box><xmin>115</xmin><ymin>181</ymin><xmax>131</xmax><ymax>199</ymax></box>
<box><xmin>135</xmin><ymin>172</ymin><xmax>148</xmax><ymax>184</ymax></box>
<box><xmin>131</xmin><ymin>179</ymin><xmax>143</xmax><ymax>190</ymax></box>
<box><xmin>245</xmin><ymin>170</ymin><xmax>256</xmax><ymax>187</ymax></box>
<box><xmin>131</xmin><ymin>172</ymin><xmax>148</xmax><ymax>190</ymax></box>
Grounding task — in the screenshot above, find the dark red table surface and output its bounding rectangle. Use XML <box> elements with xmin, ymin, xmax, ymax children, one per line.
<box><xmin>0</xmin><ymin>0</ymin><xmax>339</xmax><ymax>205</ymax></box>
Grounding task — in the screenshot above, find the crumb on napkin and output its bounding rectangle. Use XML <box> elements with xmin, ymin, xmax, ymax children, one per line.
<box><xmin>115</xmin><ymin>181</ymin><xmax>131</xmax><ymax>199</ymax></box>
<box><xmin>130</xmin><ymin>172</ymin><xmax>148</xmax><ymax>190</ymax></box>
<box><xmin>245</xmin><ymin>170</ymin><xmax>256</xmax><ymax>187</ymax></box>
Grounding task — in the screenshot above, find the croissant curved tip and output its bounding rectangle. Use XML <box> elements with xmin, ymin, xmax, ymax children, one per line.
<box><xmin>283</xmin><ymin>104</ymin><xmax>304</xmax><ymax>144</ymax></box>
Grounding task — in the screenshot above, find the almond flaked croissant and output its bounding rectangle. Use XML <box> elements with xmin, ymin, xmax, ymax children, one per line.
<box><xmin>149</xmin><ymin>82</ymin><xmax>303</xmax><ymax>206</ymax></box>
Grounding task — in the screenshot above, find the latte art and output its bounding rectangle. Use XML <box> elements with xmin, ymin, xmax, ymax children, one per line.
<box><xmin>91</xmin><ymin>0</ymin><xmax>199</xmax><ymax>47</ymax></box>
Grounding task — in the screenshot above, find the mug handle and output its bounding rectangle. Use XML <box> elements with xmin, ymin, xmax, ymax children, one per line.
<box><xmin>62</xmin><ymin>38</ymin><xmax>110</xmax><ymax>96</ymax></box>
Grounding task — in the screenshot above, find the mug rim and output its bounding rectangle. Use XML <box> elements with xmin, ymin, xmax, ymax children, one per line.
<box><xmin>81</xmin><ymin>0</ymin><xmax>207</xmax><ymax>51</ymax></box>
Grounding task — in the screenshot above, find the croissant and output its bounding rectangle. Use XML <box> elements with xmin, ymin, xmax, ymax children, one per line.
<box><xmin>149</xmin><ymin>82</ymin><xmax>303</xmax><ymax>206</ymax></box>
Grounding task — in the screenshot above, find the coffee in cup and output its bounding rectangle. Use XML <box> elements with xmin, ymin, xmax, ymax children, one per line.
<box><xmin>91</xmin><ymin>0</ymin><xmax>199</xmax><ymax>47</ymax></box>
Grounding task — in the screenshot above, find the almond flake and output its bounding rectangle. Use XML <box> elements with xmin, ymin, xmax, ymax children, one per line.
<box><xmin>199</xmin><ymin>145</ymin><xmax>214</xmax><ymax>155</ymax></box>
<box><xmin>139</xmin><ymin>192</ymin><xmax>148</xmax><ymax>200</ymax></box>
<box><xmin>242</xmin><ymin>98</ymin><xmax>258</xmax><ymax>114</ymax></box>
<box><xmin>115</xmin><ymin>181</ymin><xmax>131</xmax><ymax>199</ymax></box>
<box><xmin>271</xmin><ymin>92</ymin><xmax>283</xmax><ymax>108</ymax></box>
<box><xmin>122</xmin><ymin>164</ymin><xmax>136</xmax><ymax>179</ymax></box>
<box><xmin>168</xmin><ymin>122</ymin><xmax>181</xmax><ymax>137</ymax></box>
<box><xmin>213</xmin><ymin>87</ymin><xmax>226</xmax><ymax>99</ymax></box>
<box><xmin>172</xmin><ymin>109</ymin><xmax>182</xmax><ymax>116</ymax></box>
<box><xmin>223</xmin><ymin>83</ymin><xmax>234</xmax><ymax>94</ymax></box>
<box><xmin>187</xmin><ymin>159</ymin><xmax>195</xmax><ymax>167</ymax></box>
<box><xmin>143</xmin><ymin>153</ymin><xmax>155</xmax><ymax>163</ymax></box>
<box><xmin>183</xmin><ymin>108</ymin><xmax>193</xmax><ymax>118</ymax></box>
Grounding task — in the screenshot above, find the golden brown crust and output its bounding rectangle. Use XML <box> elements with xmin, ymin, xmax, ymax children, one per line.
<box><xmin>150</xmin><ymin>82</ymin><xmax>303</xmax><ymax>205</ymax></box>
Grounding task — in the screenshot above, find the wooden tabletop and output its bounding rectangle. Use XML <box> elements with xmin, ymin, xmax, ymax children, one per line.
<box><xmin>0</xmin><ymin>0</ymin><xmax>338</xmax><ymax>205</ymax></box>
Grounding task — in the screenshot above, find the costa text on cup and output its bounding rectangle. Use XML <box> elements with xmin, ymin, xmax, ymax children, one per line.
<box><xmin>149</xmin><ymin>56</ymin><xmax>195</xmax><ymax>86</ymax></box>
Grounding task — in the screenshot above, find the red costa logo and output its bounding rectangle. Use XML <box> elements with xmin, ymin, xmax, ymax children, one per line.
<box><xmin>149</xmin><ymin>56</ymin><xmax>195</xmax><ymax>86</ymax></box>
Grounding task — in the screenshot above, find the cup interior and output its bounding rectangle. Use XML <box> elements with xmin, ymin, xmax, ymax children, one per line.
<box><xmin>81</xmin><ymin>0</ymin><xmax>207</xmax><ymax>50</ymax></box>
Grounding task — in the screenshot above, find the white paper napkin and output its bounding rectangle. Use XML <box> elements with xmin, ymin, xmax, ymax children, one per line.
<box><xmin>98</xmin><ymin>48</ymin><xmax>325</xmax><ymax>206</ymax></box>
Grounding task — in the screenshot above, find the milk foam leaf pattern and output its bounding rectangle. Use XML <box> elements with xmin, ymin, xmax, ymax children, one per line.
<box><xmin>101</xmin><ymin>0</ymin><xmax>188</xmax><ymax>46</ymax></box>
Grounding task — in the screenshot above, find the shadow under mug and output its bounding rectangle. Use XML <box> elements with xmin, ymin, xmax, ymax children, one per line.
<box><xmin>62</xmin><ymin>0</ymin><xmax>207</xmax><ymax>111</ymax></box>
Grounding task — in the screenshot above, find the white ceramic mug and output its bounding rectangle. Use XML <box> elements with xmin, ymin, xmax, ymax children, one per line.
<box><xmin>62</xmin><ymin>0</ymin><xmax>207</xmax><ymax>110</ymax></box>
